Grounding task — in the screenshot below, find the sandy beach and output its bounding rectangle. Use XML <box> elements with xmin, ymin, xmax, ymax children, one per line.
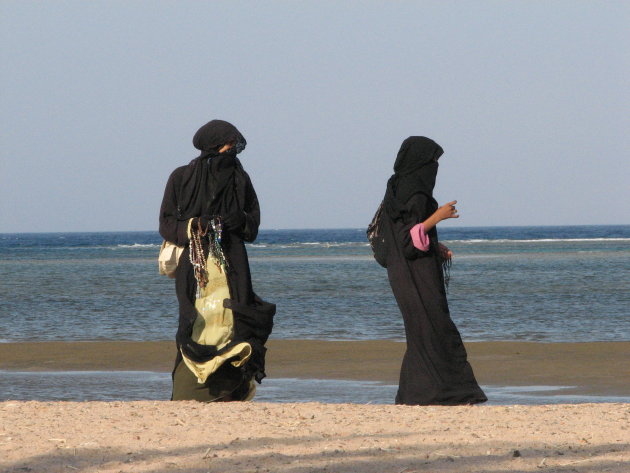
<box><xmin>1</xmin><ymin>340</ymin><xmax>629</xmax><ymax>472</ymax></box>
<box><xmin>1</xmin><ymin>401</ymin><xmax>628</xmax><ymax>472</ymax></box>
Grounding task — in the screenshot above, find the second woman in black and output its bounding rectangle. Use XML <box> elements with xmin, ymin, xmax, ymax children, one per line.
<box><xmin>381</xmin><ymin>136</ymin><xmax>487</xmax><ymax>405</ymax></box>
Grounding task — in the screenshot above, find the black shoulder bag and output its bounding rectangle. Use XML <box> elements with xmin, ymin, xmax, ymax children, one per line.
<box><xmin>366</xmin><ymin>201</ymin><xmax>388</xmax><ymax>268</ymax></box>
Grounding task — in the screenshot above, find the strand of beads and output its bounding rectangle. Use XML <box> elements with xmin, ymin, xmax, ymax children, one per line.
<box><xmin>189</xmin><ymin>218</ymin><xmax>209</xmax><ymax>299</ymax></box>
<box><xmin>209</xmin><ymin>217</ymin><xmax>228</xmax><ymax>273</ymax></box>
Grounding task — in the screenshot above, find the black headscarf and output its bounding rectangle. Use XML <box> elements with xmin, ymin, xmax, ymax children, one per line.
<box><xmin>384</xmin><ymin>136</ymin><xmax>444</xmax><ymax>223</ymax></box>
<box><xmin>177</xmin><ymin>120</ymin><xmax>248</xmax><ymax>220</ymax></box>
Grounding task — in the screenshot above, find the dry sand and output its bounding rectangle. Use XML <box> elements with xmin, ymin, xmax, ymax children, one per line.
<box><xmin>1</xmin><ymin>401</ymin><xmax>628</xmax><ymax>472</ymax></box>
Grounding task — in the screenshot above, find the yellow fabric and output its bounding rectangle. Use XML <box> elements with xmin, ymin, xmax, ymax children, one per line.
<box><xmin>181</xmin><ymin>221</ymin><xmax>252</xmax><ymax>384</ymax></box>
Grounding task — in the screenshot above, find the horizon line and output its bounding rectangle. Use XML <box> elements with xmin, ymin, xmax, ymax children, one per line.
<box><xmin>1</xmin><ymin>223</ymin><xmax>629</xmax><ymax>235</ymax></box>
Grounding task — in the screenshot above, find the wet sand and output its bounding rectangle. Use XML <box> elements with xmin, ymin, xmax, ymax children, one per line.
<box><xmin>1</xmin><ymin>340</ymin><xmax>628</xmax><ymax>397</ymax></box>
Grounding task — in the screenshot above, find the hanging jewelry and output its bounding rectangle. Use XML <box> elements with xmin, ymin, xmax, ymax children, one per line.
<box><xmin>189</xmin><ymin>218</ymin><xmax>209</xmax><ymax>299</ymax></box>
<box><xmin>208</xmin><ymin>217</ymin><xmax>228</xmax><ymax>273</ymax></box>
<box><xmin>189</xmin><ymin>216</ymin><xmax>229</xmax><ymax>299</ymax></box>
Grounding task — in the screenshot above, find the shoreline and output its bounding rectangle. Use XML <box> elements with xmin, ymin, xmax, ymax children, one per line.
<box><xmin>1</xmin><ymin>340</ymin><xmax>628</xmax><ymax>398</ymax></box>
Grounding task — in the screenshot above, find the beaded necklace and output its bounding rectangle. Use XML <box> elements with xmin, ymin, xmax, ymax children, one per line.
<box><xmin>189</xmin><ymin>219</ymin><xmax>209</xmax><ymax>299</ymax></box>
<box><xmin>209</xmin><ymin>217</ymin><xmax>228</xmax><ymax>274</ymax></box>
<box><xmin>189</xmin><ymin>217</ymin><xmax>229</xmax><ymax>299</ymax></box>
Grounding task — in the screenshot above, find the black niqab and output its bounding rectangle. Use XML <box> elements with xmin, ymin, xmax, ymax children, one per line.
<box><xmin>178</xmin><ymin>120</ymin><xmax>248</xmax><ymax>220</ymax></box>
<box><xmin>384</xmin><ymin>136</ymin><xmax>443</xmax><ymax>223</ymax></box>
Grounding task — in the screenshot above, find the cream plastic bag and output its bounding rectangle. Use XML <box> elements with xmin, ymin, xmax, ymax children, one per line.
<box><xmin>158</xmin><ymin>240</ymin><xmax>184</xmax><ymax>278</ymax></box>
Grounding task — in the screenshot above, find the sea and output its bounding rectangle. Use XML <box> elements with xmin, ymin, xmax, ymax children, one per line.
<box><xmin>1</xmin><ymin>225</ymin><xmax>629</xmax><ymax>404</ymax></box>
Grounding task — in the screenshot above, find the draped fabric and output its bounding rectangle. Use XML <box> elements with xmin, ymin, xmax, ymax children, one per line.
<box><xmin>193</xmin><ymin>119</ymin><xmax>246</xmax><ymax>157</ymax></box>
<box><xmin>384</xmin><ymin>136</ymin><xmax>442</xmax><ymax>224</ymax></box>
<box><xmin>177</xmin><ymin>151</ymin><xmax>242</xmax><ymax>221</ymax></box>
<box><xmin>381</xmin><ymin>136</ymin><xmax>487</xmax><ymax>405</ymax></box>
<box><xmin>177</xmin><ymin>120</ymin><xmax>248</xmax><ymax>221</ymax></box>
<box><xmin>159</xmin><ymin>120</ymin><xmax>274</xmax><ymax>401</ymax></box>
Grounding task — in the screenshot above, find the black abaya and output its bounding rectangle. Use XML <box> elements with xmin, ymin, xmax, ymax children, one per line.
<box><xmin>159</xmin><ymin>120</ymin><xmax>274</xmax><ymax>401</ymax></box>
<box><xmin>382</xmin><ymin>137</ymin><xmax>486</xmax><ymax>405</ymax></box>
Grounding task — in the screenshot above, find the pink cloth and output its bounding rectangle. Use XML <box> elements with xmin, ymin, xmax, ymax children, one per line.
<box><xmin>410</xmin><ymin>223</ymin><xmax>430</xmax><ymax>251</ymax></box>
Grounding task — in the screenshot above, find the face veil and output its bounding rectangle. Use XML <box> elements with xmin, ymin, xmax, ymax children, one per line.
<box><xmin>177</xmin><ymin>120</ymin><xmax>248</xmax><ymax>220</ymax></box>
<box><xmin>385</xmin><ymin>136</ymin><xmax>444</xmax><ymax>222</ymax></box>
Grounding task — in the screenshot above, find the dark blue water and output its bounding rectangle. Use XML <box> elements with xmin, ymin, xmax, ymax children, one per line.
<box><xmin>1</xmin><ymin>226</ymin><xmax>629</xmax><ymax>343</ymax></box>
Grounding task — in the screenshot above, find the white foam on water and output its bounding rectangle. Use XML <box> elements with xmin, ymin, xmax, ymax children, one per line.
<box><xmin>249</xmin><ymin>242</ymin><xmax>371</xmax><ymax>249</ymax></box>
<box><xmin>445</xmin><ymin>238</ymin><xmax>630</xmax><ymax>244</ymax></box>
<box><xmin>115</xmin><ymin>243</ymin><xmax>160</xmax><ymax>249</ymax></box>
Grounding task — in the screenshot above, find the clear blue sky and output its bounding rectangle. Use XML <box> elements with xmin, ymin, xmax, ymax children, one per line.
<box><xmin>1</xmin><ymin>1</ymin><xmax>628</xmax><ymax>232</ymax></box>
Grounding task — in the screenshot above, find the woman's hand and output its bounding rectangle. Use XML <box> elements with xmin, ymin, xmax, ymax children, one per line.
<box><xmin>439</xmin><ymin>243</ymin><xmax>453</xmax><ymax>261</ymax></box>
<box><xmin>434</xmin><ymin>200</ymin><xmax>459</xmax><ymax>222</ymax></box>
<box><xmin>422</xmin><ymin>200</ymin><xmax>459</xmax><ymax>232</ymax></box>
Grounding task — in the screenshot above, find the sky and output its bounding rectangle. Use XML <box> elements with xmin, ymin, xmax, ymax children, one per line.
<box><xmin>1</xmin><ymin>1</ymin><xmax>628</xmax><ymax>232</ymax></box>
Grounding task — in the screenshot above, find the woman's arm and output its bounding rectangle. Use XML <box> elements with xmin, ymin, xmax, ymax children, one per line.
<box><xmin>422</xmin><ymin>200</ymin><xmax>458</xmax><ymax>231</ymax></box>
<box><xmin>159</xmin><ymin>171</ymin><xmax>190</xmax><ymax>246</ymax></box>
<box><xmin>393</xmin><ymin>193</ymin><xmax>430</xmax><ymax>258</ymax></box>
<box><xmin>409</xmin><ymin>200</ymin><xmax>459</xmax><ymax>253</ymax></box>
<box><xmin>240</xmin><ymin>173</ymin><xmax>261</xmax><ymax>243</ymax></box>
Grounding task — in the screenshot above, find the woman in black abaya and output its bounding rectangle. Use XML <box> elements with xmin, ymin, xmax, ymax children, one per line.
<box><xmin>159</xmin><ymin>119</ymin><xmax>274</xmax><ymax>402</ymax></box>
<box><xmin>381</xmin><ymin>136</ymin><xmax>486</xmax><ymax>405</ymax></box>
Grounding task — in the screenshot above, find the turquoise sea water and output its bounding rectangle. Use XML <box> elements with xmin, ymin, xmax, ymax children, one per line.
<box><xmin>1</xmin><ymin>226</ymin><xmax>628</xmax><ymax>343</ymax></box>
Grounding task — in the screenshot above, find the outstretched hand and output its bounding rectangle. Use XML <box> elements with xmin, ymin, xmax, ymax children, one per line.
<box><xmin>435</xmin><ymin>200</ymin><xmax>459</xmax><ymax>222</ymax></box>
<box><xmin>421</xmin><ymin>200</ymin><xmax>459</xmax><ymax>233</ymax></box>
